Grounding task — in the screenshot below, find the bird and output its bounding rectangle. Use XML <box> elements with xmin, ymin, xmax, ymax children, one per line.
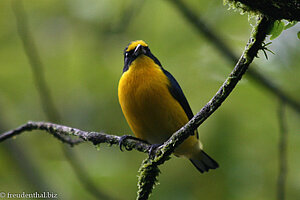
<box><xmin>118</xmin><ymin>40</ymin><xmax>218</xmax><ymax>173</ymax></box>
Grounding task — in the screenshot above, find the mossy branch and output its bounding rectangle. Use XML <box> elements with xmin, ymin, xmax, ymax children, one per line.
<box><xmin>136</xmin><ymin>15</ymin><xmax>274</xmax><ymax>200</ymax></box>
<box><xmin>224</xmin><ymin>0</ymin><xmax>300</xmax><ymax>21</ymax></box>
<box><xmin>137</xmin><ymin>159</ymin><xmax>162</xmax><ymax>200</ymax></box>
<box><xmin>0</xmin><ymin>121</ymin><xmax>151</xmax><ymax>153</ymax></box>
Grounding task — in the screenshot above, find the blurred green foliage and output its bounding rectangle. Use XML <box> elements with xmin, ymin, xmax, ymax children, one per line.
<box><xmin>268</xmin><ymin>20</ymin><xmax>298</xmax><ymax>40</ymax></box>
<box><xmin>0</xmin><ymin>0</ymin><xmax>299</xmax><ymax>199</ymax></box>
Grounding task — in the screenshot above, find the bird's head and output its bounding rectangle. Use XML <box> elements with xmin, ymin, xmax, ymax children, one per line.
<box><xmin>124</xmin><ymin>40</ymin><xmax>148</xmax><ymax>57</ymax></box>
<box><xmin>123</xmin><ymin>40</ymin><xmax>161</xmax><ymax>72</ymax></box>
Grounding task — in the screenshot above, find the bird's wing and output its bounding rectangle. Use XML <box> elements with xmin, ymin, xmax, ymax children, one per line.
<box><xmin>162</xmin><ymin>68</ymin><xmax>195</xmax><ymax>121</ymax></box>
<box><xmin>162</xmin><ymin>68</ymin><xmax>198</xmax><ymax>137</ymax></box>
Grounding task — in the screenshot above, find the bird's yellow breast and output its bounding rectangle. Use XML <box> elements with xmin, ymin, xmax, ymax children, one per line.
<box><xmin>118</xmin><ymin>55</ymin><xmax>199</xmax><ymax>157</ymax></box>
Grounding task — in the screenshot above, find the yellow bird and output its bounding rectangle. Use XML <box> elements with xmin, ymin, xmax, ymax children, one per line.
<box><xmin>118</xmin><ymin>40</ymin><xmax>218</xmax><ymax>173</ymax></box>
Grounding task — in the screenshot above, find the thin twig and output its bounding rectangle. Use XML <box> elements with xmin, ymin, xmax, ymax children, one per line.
<box><xmin>0</xmin><ymin>121</ymin><xmax>151</xmax><ymax>153</ymax></box>
<box><xmin>0</xmin><ymin>121</ymin><xmax>145</xmax><ymax>199</ymax></box>
<box><xmin>169</xmin><ymin>0</ymin><xmax>300</xmax><ymax>114</ymax></box>
<box><xmin>136</xmin><ymin>15</ymin><xmax>273</xmax><ymax>200</ymax></box>
<box><xmin>277</xmin><ymin>101</ymin><xmax>288</xmax><ymax>200</ymax></box>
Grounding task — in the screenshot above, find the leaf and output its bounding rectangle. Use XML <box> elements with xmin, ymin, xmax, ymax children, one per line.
<box><xmin>298</xmin><ymin>31</ymin><xmax>300</xmax><ymax>40</ymax></box>
<box><xmin>269</xmin><ymin>20</ymin><xmax>285</xmax><ymax>40</ymax></box>
<box><xmin>284</xmin><ymin>21</ymin><xmax>297</xmax><ymax>30</ymax></box>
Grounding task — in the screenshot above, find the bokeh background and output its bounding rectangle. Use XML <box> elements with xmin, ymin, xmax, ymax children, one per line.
<box><xmin>0</xmin><ymin>0</ymin><xmax>299</xmax><ymax>199</ymax></box>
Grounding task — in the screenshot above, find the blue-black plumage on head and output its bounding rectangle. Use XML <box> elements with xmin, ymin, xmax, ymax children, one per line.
<box><xmin>118</xmin><ymin>40</ymin><xmax>219</xmax><ymax>173</ymax></box>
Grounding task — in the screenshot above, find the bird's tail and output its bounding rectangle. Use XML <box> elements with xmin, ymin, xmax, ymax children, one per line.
<box><xmin>189</xmin><ymin>150</ymin><xmax>219</xmax><ymax>173</ymax></box>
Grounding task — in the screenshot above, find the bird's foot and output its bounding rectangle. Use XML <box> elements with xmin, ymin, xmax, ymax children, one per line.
<box><xmin>118</xmin><ymin>135</ymin><xmax>148</xmax><ymax>151</ymax></box>
<box><xmin>148</xmin><ymin>143</ymin><xmax>162</xmax><ymax>159</ymax></box>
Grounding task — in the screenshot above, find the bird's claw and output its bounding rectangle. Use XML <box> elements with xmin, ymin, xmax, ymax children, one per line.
<box><xmin>148</xmin><ymin>143</ymin><xmax>161</xmax><ymax>159</ymax></box>
<box><xmin>119</xmin><ymin>135</ymin><xmax>134</xmax><ymax>151</ymax></box>
<box><xmin>119</xmin><ymin>135</ymin><xmax>148</xmax><ymax>152</ymax></box>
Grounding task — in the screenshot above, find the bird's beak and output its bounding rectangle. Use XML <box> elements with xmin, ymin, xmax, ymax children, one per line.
<box><xmin>134</xmin><ymin>44</ymin><xmax>146</xmax><ymax>57</ymax></box>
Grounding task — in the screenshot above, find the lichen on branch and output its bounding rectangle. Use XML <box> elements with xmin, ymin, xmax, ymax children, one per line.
<box><xmin>0</xmin><ymin>121</ymin><xmax>151</xmax><ymax>153</ymax></box>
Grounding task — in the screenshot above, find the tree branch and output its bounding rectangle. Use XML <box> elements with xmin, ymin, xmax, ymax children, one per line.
<box><xmin>225</xmin><ymin>0</ymin><xmax>300</xmax><ymax>21</ymax></box>
<box><xmin>0</xmin><ymin>121</ymin><xmax>151</xmax><ymax>154</ymax></box>
<box><xmin>169</xmin><ymin>0</ymin><xmax>300</xmax><ymax>114</ymax></box>
<box><xmin>136</xmin><ymin>15</ymin><xmax>273</xmax><ymax>200</ymax></box>
<box><xmin>0</xmin><ymin>121</ymin><xmax>150</xmax><ymax>199</ymax></box>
